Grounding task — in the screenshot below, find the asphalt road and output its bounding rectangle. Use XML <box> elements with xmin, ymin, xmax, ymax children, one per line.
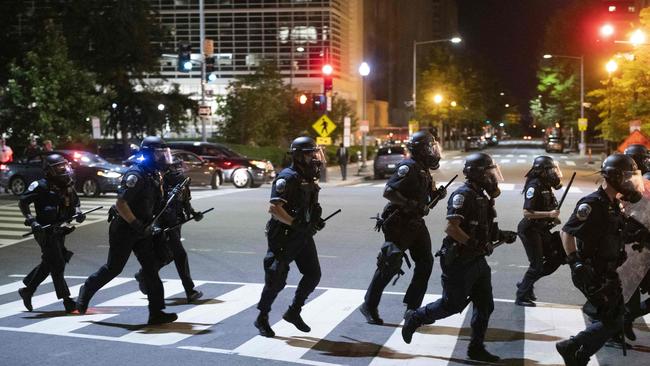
<box><xmin>0</xmin><ymin>145</ymin><xmax>647</xmax><ymax>366</ymax></box>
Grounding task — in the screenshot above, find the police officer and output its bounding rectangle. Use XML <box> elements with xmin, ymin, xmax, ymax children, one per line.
<box><xmin>515</xmin><ymin>156</ymin><xmax>564</xmax><ymax>307</ymax></box>
<box><xmin>624</xmin><ymin>144</ymin><xmax>650</xmax><ymax>180</ymax></box>
<box><xmin>254</xmin><ymin>136</ymin><xmax>325</xmax><ymax>338</ymax></box>
<box><xmin>77</xmin><ymin>137</ymin><xmax>177</xmax><ymax>325</ymax></box>
<box><xmin>134</xmin><ymin>158</ymin><xmax>204</xmax><ymax>303</ymax></box>
<box><xmin>401</xmin><ymin>152</ymin><xmax>517</xmax><ymax>363</ymax></box>
<box><xmin>556</xmin><ymin>154</ymin><xmax>644</xmax><ymax>365</ymax></box>
<box><xmin>360</xmin><ymin>131</ymin><xmax>445</xmax><ymax>325</ymax></box>
<box><xmin>18</xmin><ymin>154</ymin><xmax>82</xmax><ymax>313</ymax></box>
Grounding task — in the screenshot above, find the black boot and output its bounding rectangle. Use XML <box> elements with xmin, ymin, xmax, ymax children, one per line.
<box><xmin>556</xmin><ymin>338</ymin><xmax>589</xmax><ymax>366</ymax></box>
<box><xmin>186</xmin><ymin>289</ymin><xmax>203</xmax><ymax>304</ymax></box>
<box><xmin>18</xmin><ymin>287</ymin><xmax>33</xmax><ymax>312</ymax></box>
<box><xmin>76</xmin><ymin>285</ymin><xmax>89</xmax><ymax>314</ymax></box>
<box><xmin>515</xmin><ymin>297</ymin><xmax>536</xmax><ymax>307</ymax></box>
<box><xmin>63</xmin><ymin>297</ymin><xmax>76</xmax><ymax>313</ymax></box>
<box><xmin>254</xmin><ymin>312</ymin><xmax>275</xmax><ymax>338</ymax></box>
<box><xmin>467</xmin><ymin>344</ymin><xmax>500</xmax><ymax>363</ymax></box>
<box><xmin>148</xmin><ymin>310</ymin><xmax>178</xmax><ymax>325</ymax></box>
<box><xmin>528</xmin><ymin>287</ymin><xmax>537</xmax><ymax>301</ymax></box>
<box><xmin>359</xmin><ymin>302</ymin><xmax>384</xmax><ymax>325</ymax></box>
<box><xmin>283</xmin><ymin>305</ymin><xmax>311</xmax><ymax>332</ymax></box>
<box><xmin>624</xmin><ymin>319</ymin><xmax>636</xmax><ymax>341</ymax></box>
<box><xmin>134</xmin><ymin>271</ymin><xmax>148</xmax><ymax>295</ymax></box>
<box><xmin>401</xmin><ymin>309</ymin><xmax>422</xmax><ymax>344</ymax></box>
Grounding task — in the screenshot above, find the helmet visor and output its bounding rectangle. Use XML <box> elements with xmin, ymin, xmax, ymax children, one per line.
<box><xmin>486</xmin><ymin>164</ymin><xmax>504</xmax><ymax>183</ymax></box>
<box><xmin>153</xmin><ymin>147</ymin><xmax>173</xmax><ymax>167</ymax></box>
<box><xmin>551</xmin><ymin>161</ymin><xmax>563</xmax><ymax>179</ymax></box>
<box><xmin>52</xmin><ymin>162</ymin><xmax>72</xmax><ymax>176</ymax></box>
<box><xmin>306</xmin><ymin>147</ymin><xmax>326</xmax><ymax>165</ymax></box>
<box><xmin>620</xmin><ymin>170</ymin><xmax>645</xmax><ymax>194</ymax></box>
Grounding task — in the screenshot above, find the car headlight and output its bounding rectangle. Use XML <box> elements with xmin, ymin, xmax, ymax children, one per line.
<box><xmin>250</xmin><ymin>160</ymin><xmax>267</xmax><ymax>170</ymax></box>
<box><xmin>97</xmin><ymin>170</ymin><xmax>122</xmax><ymax>179</ymax></box>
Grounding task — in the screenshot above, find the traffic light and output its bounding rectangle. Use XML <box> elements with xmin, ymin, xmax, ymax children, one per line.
<box><xmin>177</xmin><ymin>43</ymin><xmax>192</xmax><ymax>72</ymax></box>
<box><xmin>322</xmin><ymin>63</ymin><xmax>333</xmax><ymax>95</ymax></box>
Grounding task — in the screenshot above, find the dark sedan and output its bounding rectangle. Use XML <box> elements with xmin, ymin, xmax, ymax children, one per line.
<box><xmin>373</xmin><ymin>145</ymin><xmax>407</xmax><ymax>179</ymax></box>
<box><xmin>0</xmin><ymin>150</ymin><xmax>125</xmax><ymax>196</ymax></box>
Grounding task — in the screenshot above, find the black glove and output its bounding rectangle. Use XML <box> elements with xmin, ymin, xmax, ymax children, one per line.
<box><xmin>75</xmin><ymin>212</ymin><xmax>86</xmax><ymax>223</ymax></box>
<box><xmin>570</xmin><ymin>260</ymin><xmax>595</xmax><ymax>291</ymax></box>
<box><xmin>310</xmin><ymin>218</ymin><xmax>326</xmax><ymax>235</ymax></box>
<box><xmin>24</xmin><ymin>216</ymin><xmax>36</xmax><ymax>227</ymax></box>
<box><xmin>192</xmin><ymin>211</ymin><xmax>204</xmax><ymax>222</ymax></box>
<box><xmin>434</xmin><ymin>185</ymin><xmax>447</xmax><ymax>201</ymax></box>
<box><xmin>151</xmin><ymin>224</ymin><xmax>163</xmax><ymax>237</ymax></box>
<box><xmin>30</xmin><ymin>221</ymin><xmax>43</xmax><ymax>233</ymax></box>
<box><xmin>499</xmin><ymin>230</ymin><xmax>517</xmax><ymax>244</ymax></box>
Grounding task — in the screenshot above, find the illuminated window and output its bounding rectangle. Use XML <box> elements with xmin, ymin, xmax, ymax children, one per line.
<box><xmin>608</xmin><ymin>6</ymin><xmax>616</xmax><ymax>12</ymax></box>
<box><xmin>628</xmin><ymin>6</ymin><xmax>636</xmax><ymax>12</ymax></box>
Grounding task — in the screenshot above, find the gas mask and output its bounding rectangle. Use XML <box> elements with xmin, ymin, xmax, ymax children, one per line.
<box><xmin>613</xmin><ymin>170</ymin><xmax>644</xmax><ymax>203</ymax></box>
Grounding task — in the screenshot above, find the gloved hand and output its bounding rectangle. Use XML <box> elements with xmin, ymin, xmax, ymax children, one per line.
<box><xmin>151</xmin><ymin>224</ymin><xmax>163</xmax><ymax>237</ymax></box>
<box><xmin>30</xmin><ymin>221</ymin><xmax>43</xmax><ymax>233</ymax></box>
<box><xmin>192</xmin><ymin>210</ymin><xmax>204</xmax><ymax>222</ymax></box>
<box><xmin>75</xmin><ymin>213</ymin><xmax>86</xmax><ymax>223</ymax></box>
<box><xmin>569</xmin><ymin>253</ymin><xmax>595</xmax><ymax>291</ymax></box>
<box><xmin>433</xmin><ymin>185</ymin><xmax>447</xmax><ymax>201</ymax></box>
<box><xmin>24</xmin><ymin>216</ymin><xmax>36</xmax><ymax>227</ymax></box>
<box><xmin>499</xmin><ymin>230</ymin><xmax>517</xmax><ymax>244</ymax></box>
<box><xmin>310</xmin><ymin>218</ymin><xmax>326</xmax><ymax>235</ymax></box>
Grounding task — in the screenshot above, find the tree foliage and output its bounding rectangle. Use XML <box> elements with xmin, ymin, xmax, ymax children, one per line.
<box><xmin>588</xmin><ymin>8</ymin><xmax>650</xmax><ymax>142</ymax></box>
<box><xmin>530</xmin><ymin>64</ymin><xmax>580</xmax><ymax>128</ymax></box>
<box><xmin>0</xmin><ymin>21</ymin><xmax>104</xmax><ymax>143</ymax></box>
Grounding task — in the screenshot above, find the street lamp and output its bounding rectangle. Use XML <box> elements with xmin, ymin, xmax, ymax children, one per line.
<box><xmin>543</xmin><ymin>53</ymin><xmax>585</xmax><ymax>156</ymax></box>
<box><xmin>600</xmin><ymin>23</ymin><xmax>615</xmax><ymax>38</ymax></box>
<box><xmin>606</xmin><ymin>59</ymin><xmax>618</xmax><ymax>74</ymax></box>
<box><xmin>450</xmin><ymin>100</ymin><xmax>457</xmax><ymax>107</ymax></box>
<box><xmin>358</xmin><ymin>61</ymin><xmax>370</xmax><ymax>173</ymax></box>
<box><xmin>433</xmin><ymin>94</ymin><xmax>443</xmax><ymax>104</ymax></box>
<box><xmin>630</xmin><ymin>29</ymin><xmax>647</xmax><ymax>46</ymax></box>
<box><xmin>157</xmin><ymin>103</ymin><xmax>165</xmax><ymax>111</ymax></box>
<box><xmin>412</xmin><ymin>37</ymin><xmax>462</xmax><ymax>111</ymax></box>
<box><xmin>605</xmin><ymin>59</ymin><xmax>618</xmax><ymax>154</ymax></box>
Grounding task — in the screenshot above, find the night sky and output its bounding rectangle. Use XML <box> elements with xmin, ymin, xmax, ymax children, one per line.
<box><xmin>456</xmin><ymin>0</ymin><xmax>568</xmax><ymax>111</ymax></box>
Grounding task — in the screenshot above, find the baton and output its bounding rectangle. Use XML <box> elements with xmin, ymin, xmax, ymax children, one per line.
<box><xmin>163</xmin><ymin>207</ymin><xmax>215</xmax><ymax>233</ymax></box>
<box><xmin>557</xmin><ymin>172</ymin><xmax>576</xmax><ymax>211</ymax></box>
<box><xmin>22</xmin><ymin>206</ymin><xmax>104</xmax><ymax>237</ymax></box>
<box><xmin>322</xmin><ymin>209</ymin><xmax>342</xmax><ymax>222</ymax></box>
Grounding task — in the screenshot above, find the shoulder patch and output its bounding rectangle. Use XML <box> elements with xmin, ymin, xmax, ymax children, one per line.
<box><xmin>397</xmin><ymin>165</ymin><xmax>410</xmax><ymax>177</ymax></box>
<box><xmin>452</xmin><ymin>194</ymin><xmax>465</xmax><ymax>209</ymax></box>
<box><xmin>576</xmin><ymin>203</ymin><xmax>592</xmax><ymax>221</ymax></box>
<box><xmin>125</xmin><ymin>174</ymin><xmax>139</xmax><ymax>188</ymax></box>
<box><xmin>27</xmin><ymin>181</ymin><xmax>39</xmax><ymax>192</ymax></box>
<box><xmin>525</xmin><ymin>187</ymin><xmax>535</xmax><ymax>199</ymax></box>
<box><xmin>275</xmin><ymin>178</ymin><xmax>287</xmax><ymax>193</ymax></box>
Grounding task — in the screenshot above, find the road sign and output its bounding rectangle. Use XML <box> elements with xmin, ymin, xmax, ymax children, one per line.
<box><xmin>312</xmin><ymin>115</ymin><xmax>336</xmax><ymax>137</ymax></box>
<box><xmin>316</xmin><ymin>137</ymin><xmax>332</xmax><ymax>145</ymax></box>
<box><xmin>199</xmin><ymin>105</ymin><xmax>211</xmax><ymax>117</ymax></box>
<box><xmin>578</xmin><ymin>118</ymin><xmax>588</xmax><ymax>132</ymax></box>
<box><xmin>359</xmin><ymin>120</ymin><xmax>369</xmax><ymax>133</ymax></box>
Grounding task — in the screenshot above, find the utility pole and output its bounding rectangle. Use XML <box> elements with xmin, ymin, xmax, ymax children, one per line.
<box><xmin>199</xmin><ymin>0</ymin><xmax>207</xmax><ymax>142</ymax></box>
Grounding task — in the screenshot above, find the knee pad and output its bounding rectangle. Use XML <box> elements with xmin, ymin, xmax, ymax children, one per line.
<box><xmin>376</xmin><ymin>242</ymin><xmax>403</xmax><ymax>277</ymax></box>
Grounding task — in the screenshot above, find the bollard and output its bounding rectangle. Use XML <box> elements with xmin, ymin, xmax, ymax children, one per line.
<box><xmin>587</xmin><ymin>148</ymin><xmax>594</xmax><ymax>165</ymax></box>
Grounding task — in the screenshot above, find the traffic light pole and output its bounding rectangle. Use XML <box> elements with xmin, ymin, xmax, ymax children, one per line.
<box><xmin>200</xmin><ymin>0</ymin><xmax>207</xmax><ymax>142</ymax></box>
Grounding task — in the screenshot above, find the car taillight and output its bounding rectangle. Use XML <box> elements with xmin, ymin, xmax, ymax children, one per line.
<box><xmin>223</xmin><ymin>161</ymin><xmax>233</xmax><ymax>167</ymax></box>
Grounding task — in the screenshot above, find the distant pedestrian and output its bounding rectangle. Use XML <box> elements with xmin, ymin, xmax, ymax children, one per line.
<box><xmin>0</xmin><ymin>137</ymin><xmax>13</xmax><ymax>163</ymax></box>
<box><xmin>24</xmin><ymin>137</ymin><xmax>41</xmax><ymax>158</ymax></box>
<box><xmin>43</xmin><ymin>140</ymin><xmax>54</xmax><ymax>152</ymax></box>
<box><xmin>336</xmin><ymin>143</ymin><xmax>348</xmax><ymax>180</ymax></box>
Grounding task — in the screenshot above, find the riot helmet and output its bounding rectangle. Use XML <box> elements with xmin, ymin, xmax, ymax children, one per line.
<box><xmin>406</xmin><ymin>131</ymin><xmax>441</xmax><ymax>169</ymax></box>
<box><xmin>165</xmin><ymin>157</ymin><xmax>187</xmax><ymax>184</ymax></box>
<box><xmin>43</xmin><ymin>154</ymin><xmax>74</xmax><ymax>187</ymax></box>
<box><xmin>526</xmin><ymin>155</ymin><xmax>563</xmax><ymax>189</ymax></box>
<box><xmin>624</xmin><ymin>144</ymin><xmax>650</xmax><ymax>175</ymax></box>
<box><xmin>601</xmin><ymin>153</ymin><xmax>644</xmax><ymax>203</ymax></box>
<box><xmin>139</xmin><ymin>136</ymin><xmax>172</xmax><ymax>171</ymax></box>
<box><xmin>289</xmin><ymin>136</ymin><xmax>325</xmax><ymax>180</ymax></box>
<box><xmin>463</xmin><ymin>152</ymin><xmax>503</xmax><ymax>198</ymax></box>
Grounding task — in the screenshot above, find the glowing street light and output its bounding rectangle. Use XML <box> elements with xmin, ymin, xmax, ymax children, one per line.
<box><xmin>450</xmin><ymin>37</ymin><xmax>462</xmax><ymax>44</ymax></box>
<box><xmin>322</xmin><ymin>63</ymin><xmax>333</xmax><ymax>76</ymax></box>
<box><xmin>505</xmin><ymin>103</ymin><xmax>510</xmax><ymax>108</ymax></box>
<box><xmin>450</xmin><ymin>100</ymin><xmax>457</xmax><ymax>107</ymax></box>
<box><xmin>600</xmin><ymin>23</ymin><xmax>615</xmax><ymax>38</ymax></box>
<box><xmin>630</xmin><ymin>29</ymin><xmax>647</xmax><ymax>46</ymax></box>
<box><xmin>433</xmin><ymin>94</ymin><xmax>443</xmax><ymax>104</ymax></box>
<box><xmin>299</xmin><ymin>94</ymin><xmax>308</xmax><ymax>105</ymax></box>
<box><xmin>157</xmin><ymin>103</ymin><xmax>165</xmax><ymax>111</ymax></box>
<box><xmin>606</xmin><ymin>59</ymin><xmax>618</xmax><ymax>74</ymax></box>
<box><xmin>358</xmin><ymin>62</ymin><xmax>370</xmax><ymax>76</ymax></box>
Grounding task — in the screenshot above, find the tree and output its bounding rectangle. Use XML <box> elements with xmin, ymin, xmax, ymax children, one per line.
<box><xmin>0</xmin><ymin>21</ymin><xmax>104</xmax><ymax>144</ymax></box>
<box><xmin>216</xmin><ymin>62</ymin><xmax>292</xmax><ymax>146</ymax></box>
<box><xmin>530</xmin><ymin>65</ymin><xmax>580</xmax><ymax>129</ymax></box>
<box><xmin>588</xmin><ymin>8</ymin><xmax>650</xmax><ymax>143</ymax></box>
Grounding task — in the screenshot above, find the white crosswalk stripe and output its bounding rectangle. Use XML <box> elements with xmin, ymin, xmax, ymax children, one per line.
<box><xmin>0</xmin><ymin>275</ymin><xmax>648</xmax><ymax>366</ymax></box>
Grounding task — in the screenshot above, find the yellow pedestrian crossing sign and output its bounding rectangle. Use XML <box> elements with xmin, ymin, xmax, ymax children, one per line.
<box><xmin>312</xmin><ymin>115</ymin><xmax>336</xmax><ymax>137</ymax></box>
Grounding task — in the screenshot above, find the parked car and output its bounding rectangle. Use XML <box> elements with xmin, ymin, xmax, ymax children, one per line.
<box><xmin>464</xmin><ymin>136</ymin><xmax>486</xmax><ymax>152</ymax></box>
<box><xmin>373</xmin><ymin>145</ymin><xmax>407</xmax><ymax>179</ymax></box>
<box><xmin>0</xmin><ymin>150</ymin><xmax>126</xmax><ymax>196</ymax></box>
<box><xmin>545</xmin><ymin>136</ymin><xmax>564</xmax><ymax>153</ymax></box>
<box><xmin>166</xmin><ymin>141</ymin><xmax>272</xmax><ymax>188</ymax></box>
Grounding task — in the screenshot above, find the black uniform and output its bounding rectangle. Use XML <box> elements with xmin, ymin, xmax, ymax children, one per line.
<box><xmin>257</xmin><ymin>167</ymin><xmax>322</xmax><ymax>315</ymax></box>
<box><xmin>516</xmin><ymin>178</ymin><xmax>563</xmax><ymax>301</ymax></box>
<box><xmin>561</xmin><ymin>186</ymin><xmax>626</xmax><ymax>363</ymax></box>
<box><xmin>78</xmin><ymin>164</ymin><xmax>167</xmax><ymax>314</ymax></box>
<box><xmin>135</xmin><ymin>170</ymin><xmax>202</xmax><ymax>301</ymax></box>
<box><xmin>364</xmin><ymin>158</ymin><xmax>434</xmax><ymax>311</ymax></box>
<box><xmin>19</xmin><ymin>179</ymin><xmax>79</xmax><ymax>311</ymax></box>
<box><xmin>413</xmin><ymin>182</ymin><xmax>497</xmax><ymax>348</ymax></box>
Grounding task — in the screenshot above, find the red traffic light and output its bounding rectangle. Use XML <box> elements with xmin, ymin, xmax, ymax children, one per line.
<box><xmin>600</xmin><ymin>23</ymin><xmax>615</xmax><ymax>37</ymax></box>
<box><xmin>299</xmin><ymin>94</ymin><xmax>308</xmax><ymax>104</ymax></box>
<box><xmin>322</xmin><ymin>64</ymin><xmax>333</xmax><ymax>76</ymax></box>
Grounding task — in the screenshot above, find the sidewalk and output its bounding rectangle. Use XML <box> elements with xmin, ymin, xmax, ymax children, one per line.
<box><xmin>319</xmin><ymin>160</ymin><xmax>373</xmax><ymax>187</ymax></box>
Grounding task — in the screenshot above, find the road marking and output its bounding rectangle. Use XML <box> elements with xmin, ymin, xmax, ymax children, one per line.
<box><xmin>451</xmin><ymin>160</ymin><xmax>462</xmax><ymax>165</ymax></box>
<box><xmin>233</xmin><ymin>288</ymin><xmax>365</xmax><ymax>364</ymax></box>
<box><xmin>369</xmin><ymin>294</ymin><xmax>469</xmax><ymax>366</ymax></box>
<box><xmin>560</xmin><ymin>155</ymin><xmax>568</xmax><ymax>159</ymax></box>
<box><xmin>119</xmin><ymin>283</ymin><xmax>262</xmax><ymax>346</ymax></box>
<box><xmin>500</xmin><ymin>183</ymin><xmax>515</xmax><ymax>191</ymax></box>
<box><xmin>98</xmin><ymin>280</ymin><xmax>187</xmax><ymax>307</ymax></box>
<box><xmin>566</xmin><ymin>161</ymin><xmax>576</xmax><ymax>166</ymax></box>
<box><xmin>0</xmin><ymin>279</ymin><xmax>51</xmax><ymax>296</ymax></box>
<box><xmin>500</xmin><ymin>159</ymin><xmax>511</xmax><ymax>163</ymax></box>
<box><xmin>519</xmin><ymin>154</ymin><xmax>528</xmax><ymax>158</ymax></box>
<box><xmin>506</xmin><ymin>154</ymin><xmax>514</xmax><ymax>158</ymax></box>
<box><xmin>372</xmin><ymin>183</ymin><xmax>385</xmax><ymax>188</ymax></box>
<box><xmin>517</xmin><ymin>159</ymin><xmax>526</xmax><ymax>163</ymax></box>
<box><xmin>492</xmin><ymin>154</ymin><xmax>502</xmax><ymax>157</ymax></box>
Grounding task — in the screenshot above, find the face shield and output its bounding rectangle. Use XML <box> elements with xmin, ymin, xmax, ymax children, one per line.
<box><xmin>295</xmin><ymin>147</ymin><xmax>325</xmax><ymax>180</ymax></box>
<box><xmin>153</xmin><ymin>147</ymin><xmax>173</xmax><ymax>169</ymax></box>
<box><xmin>616</xmin><ymin>170</ymin><xmax>645</xmax><ymax>203</ymax></box>
<box><xmin>424</xmin><ymin>140</ymin><xmax>442</xmax><ymax>169</ymax></box>
<box><xmin>49</xmin><ymin>161</ymin><xmax>74</xmax><ymax>186</ymax></box>
<box><xmin>547</xmin><ymin>161</ymin><xmax>563</xmax><ymax>189</ymax></box>
<box><xmin>483</xmin><ymin>164</ymin><xmax>504</xmax><ymax>198</ymax></box>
